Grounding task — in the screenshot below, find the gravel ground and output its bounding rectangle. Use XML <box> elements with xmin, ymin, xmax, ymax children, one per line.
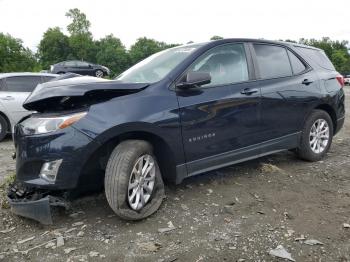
<box><xmin>0</xmin><ymin>88</ymin><xmax>349</xmax><ymax>262</ymax></box>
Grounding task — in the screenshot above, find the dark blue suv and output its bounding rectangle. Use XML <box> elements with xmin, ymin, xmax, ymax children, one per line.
<box><xmin>9</xmin><ymin>39</ymin><xmax>345</xmax><ymax>223</ymax></box>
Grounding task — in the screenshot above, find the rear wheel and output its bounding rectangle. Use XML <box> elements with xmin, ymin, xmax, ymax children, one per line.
<box><xmin>296</xmin><ymin>110</ymin><xmax>333</xmax><ymax>161</ymax></box>
<box><xmin>105</xmin><ymin>140</ymin><xmax>165</xmax><ymax>220</ymax></box>
<box><xmin>95</xmin><ymin>70</ymin><xmax>104</xmax><ymax>78</ymax></box>
<box><xmin>0</xmin><ymin>115</ymin><xmax>8</xmax><ymax>142</ymax></box>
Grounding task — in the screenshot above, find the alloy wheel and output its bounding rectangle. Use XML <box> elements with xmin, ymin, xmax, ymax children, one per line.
<box><xmin>127</xmin><ymin>154</ymin><xmax>156</xmax><ymax>210</ymax></box>
<box><xmin>95</xmin><ymin>70</ymin><xmax>104</xmax><ymax>78</ymax></box>
<box><xmin>309</xmin><ymin>119</ymin><xmax>330</xmax><ymax>154</ymax></box>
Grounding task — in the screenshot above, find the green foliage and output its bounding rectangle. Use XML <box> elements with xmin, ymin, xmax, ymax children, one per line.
<box><xmin>96</xmin><ymin>34</ymin><xmax>129</xmax><ymax>77</ymax></box>
<box><xmin>65</xmin><ymin>8</ymin><xmax>91</xmax><ymax>36</ymax></box>
<box><xmin>65</xmin><ymin>8</ymin><xmax>96</xmax><ymax>62</ymax></box>
<box><xmin>129</xmin><ymin>37</ymin><xmax>165</xmax><ymax>64</ymax></box>
<box><xmin>38</xmin><ymin>27</ymin><xmax>71</xmax><ymax>69</ymax></box>
<box><xmin>129</xmin><ymin>37</ymin><xmax>179</xmax><ymax>65</ymax></box>
<box><xmin>0</xmin><ymin>172</ymin><xmax>15</xmax><ymax>209</ymax></box>
<box><xmin>0</xmin><ymin>33</ymin><xmax>39</xmax><ymax>72</ymax></box>
<box><xmin>210</xmin><ymin>35</ymin><xmax>224</xmax><ymax>40</ymax></box>
<box><xmin>298</xmin><ymin>37</ymin><xmax>350</xmax><ymax>74</ymax></box>
<box><xmin>68</xmin><ymin>34</ymin><xmax>96</xmax><ymax>62</ymax></box>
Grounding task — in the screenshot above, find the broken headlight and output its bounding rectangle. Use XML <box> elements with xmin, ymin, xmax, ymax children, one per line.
<box><xmin>21</xmin><ymin>112</ymin><xmax>87</xmax><ymax>135</ymax></box>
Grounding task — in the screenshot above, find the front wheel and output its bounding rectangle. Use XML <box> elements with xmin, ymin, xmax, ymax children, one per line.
<box><xmin>105</xmin><ymin>140</ymin><xmax>165</xmax><ymax>220</ymax></box>
<box><xmin>296</xmin><ymin>109</ymin><xmax>333</xmax><ymax>161</ymax></box>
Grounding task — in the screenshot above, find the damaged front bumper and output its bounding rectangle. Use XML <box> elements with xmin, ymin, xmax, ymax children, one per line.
<box><xmin>7</xmin><ymin>183</ymin><xmax>69</xmax><ymax>225</ymax></box>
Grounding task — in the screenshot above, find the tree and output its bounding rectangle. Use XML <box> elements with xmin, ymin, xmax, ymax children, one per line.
<box><xmin>65</xmin><ymin>8</ymin><xmax>91</xmax><ymax>35</ymax></box>
<box><xmin>96</xmin><ymin>34</ymin><xmax>129</xmax><ymax>76</ymax></box>
<box><xmin>298</xmin><ymin>37</ymin><xmax>350</xmax><ymax>74</ymax></box>
<box><xmin>37</xmin><ymin>27</ymin><xmax>70</xmax><ymax>69</ymax></box>
<box><xmin>65</xmin><ymin>8</ymin><xmax>96</xmax><ymax>62</ymax></box>
<box><xmin>210</xmin><ymin>35</ymin><xmax>224</xmax><ymax>40</ymax></box>
<box><xmin>129</xmin><ymin>37</ymin><xmax>178</xmax><ymax>64</ymax></box>
<box><xmin>0</xmin><ymin>33</ymin><xmax>38</xmax><ymax>72</ymax></box>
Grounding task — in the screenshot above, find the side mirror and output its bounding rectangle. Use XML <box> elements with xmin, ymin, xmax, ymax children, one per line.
<box><xmin>177</xmin><ymin>71</ymin><xmax>211</xmax><ymax>89</ymax></box>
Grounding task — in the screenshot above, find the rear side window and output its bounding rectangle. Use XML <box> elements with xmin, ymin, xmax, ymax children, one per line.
<box><xmin>5</xmin><ymin>76</ymin><xmax>42</xmax><ymax>92</ymax></box>
<box><xmin>253</xmin><ymin>44</ymin><xmax>292</xmax><ymax>79</ymax></box>
<box><xmin>295</xmin><ymin>47</ymin><xmax>335</xmax><ymax>70</ymax></box>
<box><xmin>64</xmin><ymin>61</ymin><xmax>77</xmax><ymax>67</ymax></box>
<box><xmin>287</xmin><ymin>50</ymin><xmax>306</xmax><ymax>74</ymax></box>
<box><xmin>188</xmin><ymin>43</ymin><xmax>249</xmax><ymax>87</ymax></box>
<box><xmin>76</xmin><ymin>61</ymin><xmax>89</xmax><ymax>67</ymax></box>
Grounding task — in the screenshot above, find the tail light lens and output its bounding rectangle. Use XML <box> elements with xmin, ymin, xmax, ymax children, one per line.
<box><xmin>336</xmin><ymin>75</ymin><xmax>344</xmax><ymax>88</ymax></box>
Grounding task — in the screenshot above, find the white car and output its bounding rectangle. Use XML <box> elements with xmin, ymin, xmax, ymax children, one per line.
<box><xmin>0</xmin><ymin>72</ymin><xmax>58</xmax><ymax>141</ymax></box>
<box><xmin>344</xmin><ymin>75</ymin><xmax>350</xmax><ymax>85</ymax></box>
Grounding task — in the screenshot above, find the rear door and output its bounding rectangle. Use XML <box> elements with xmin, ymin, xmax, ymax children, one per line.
<box><xmin>0</xmin><ymin>76</ymin><xmax>42</xmax><ymax>123</ymax></box>
<box><xmin>63</xmin><ymin>61</ymin><xmax>79</xmax><ymax>74</ymax></box>
<box><xmin>176</xmin><ymin>43</ymin><xmax>261</xmax><ymax>175</ymax></box>
<box><xmin>252</xmin><ymin>43</ymin><xmax>319</xmax><ymax>144</ymax></box>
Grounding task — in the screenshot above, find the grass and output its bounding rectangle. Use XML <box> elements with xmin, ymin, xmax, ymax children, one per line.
<box><xmin>0</xmin><ymin>172</ymin><xmax>16</xmax><ymax>209</ymax></box>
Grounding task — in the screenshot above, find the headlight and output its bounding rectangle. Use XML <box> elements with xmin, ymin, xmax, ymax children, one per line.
<box><xmin>21</xmin><ymin>112</ymin><xmax>87</xmax><ymax>135</ymax></box>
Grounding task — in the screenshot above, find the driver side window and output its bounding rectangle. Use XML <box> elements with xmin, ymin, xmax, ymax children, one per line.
<box><xmin>188</xmin><ymin>44</ymin><xmax>249</xmax><ymax>88</ymax></box>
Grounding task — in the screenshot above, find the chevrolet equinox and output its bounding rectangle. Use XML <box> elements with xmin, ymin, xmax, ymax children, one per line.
<box><xmin>8</xmin><ymin>39</ymin><xmax>345</xmax><ymax>224</ymax></box>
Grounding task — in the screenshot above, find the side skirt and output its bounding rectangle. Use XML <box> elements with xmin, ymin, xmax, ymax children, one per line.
<box><xmin>175</xmin><ymin>132</ymin><xmax>301</xmax><ymax>184</ymax></box>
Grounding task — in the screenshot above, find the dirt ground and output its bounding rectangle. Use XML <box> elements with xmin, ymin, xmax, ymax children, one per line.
<box><xmin>0</xmin><ymin>88</ymin><xmax>349</xmax><ymax>262</ymax></box>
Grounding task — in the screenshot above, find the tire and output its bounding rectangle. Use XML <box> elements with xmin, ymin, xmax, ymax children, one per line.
<box><xmin>105</xmin><ymin>140</ymin><xmax>165</xmax><ymax>220</ymax></box>
<box><xmin>0</xmin><ymin>115</ymin><xmax>8</xmax><ymax>142</ymax></box>
<box><xmin>95</xmin><ymin>70</ymin><xmax>104</xmax><ymax>78</ymax></box>
<box><xmin>296</xmin><ymin>109</ymin><xmax>333</xmax><ymax>161</ymax></box>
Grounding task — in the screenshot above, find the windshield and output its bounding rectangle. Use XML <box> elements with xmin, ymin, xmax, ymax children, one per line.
<box><xmin>116</xmin><ymin>44</ymin><xmax>203</xmax><ymax>83</ymax></box>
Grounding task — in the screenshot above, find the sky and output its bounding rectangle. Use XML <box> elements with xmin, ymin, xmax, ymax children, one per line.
<box><xmin>0</xmin><ymin>0</ymin><xmax>349</xmax><ymax>51</ymax></box>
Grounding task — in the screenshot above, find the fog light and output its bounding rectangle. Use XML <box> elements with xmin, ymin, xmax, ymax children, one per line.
<box><xmin>39</xmin><ymin>159</ymin><xmax>62</xmax><ymax>183</ymax></box>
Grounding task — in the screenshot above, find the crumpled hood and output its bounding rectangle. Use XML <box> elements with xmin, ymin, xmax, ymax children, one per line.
<box><xmin>24</xmin><ymin>75</ymin><xmax>149</xmax><ymax>112</ymax></box>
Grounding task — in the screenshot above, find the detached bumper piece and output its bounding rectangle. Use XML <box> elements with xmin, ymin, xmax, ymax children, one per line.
<box><xmin>7</xmin><ymin>183</ymin><xmax>69</xmax><ymax>225</ymax></box>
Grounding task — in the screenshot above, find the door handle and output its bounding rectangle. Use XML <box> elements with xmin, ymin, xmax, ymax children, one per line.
<box><xmin>240</xmin><ymin>88</ymin><xmax>258</xmax><ymax>95</ymax></box>
<box><xmin>0</xmin><ymin>96</ymin><xmax>15</xmax><ymax>101</ymax></box>
<box><xmin>302</xmin><ymin>79</ymin><xmax>313</xmax><ymax>85</ymax></box>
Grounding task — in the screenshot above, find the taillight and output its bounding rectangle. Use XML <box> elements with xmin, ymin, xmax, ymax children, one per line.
<box><xmin>336</xmin><ymin>75</ymin><xmax>344</xmax><ymax>88</ymax></box>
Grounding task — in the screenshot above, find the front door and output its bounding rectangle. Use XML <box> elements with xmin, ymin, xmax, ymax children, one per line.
<box><xmin>176</xmin><ymin>43</ymin><xmax>261</xmax><ymax>176</ymax></box>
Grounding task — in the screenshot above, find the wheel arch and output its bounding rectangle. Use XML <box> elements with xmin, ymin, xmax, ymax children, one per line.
<box><xmin>0</xmin><ymin>111</ymin><xmax>11</xmax><ymax>132</ymax></box>
<box><xmin>78</xmin><ymin>130</ymin><xmax>179</xmax><ymax>188</ymax></box>
<box><xmin>314</xmin><ymin>103</ymin><xmax>337</xmax><ymax>133</ymax></box>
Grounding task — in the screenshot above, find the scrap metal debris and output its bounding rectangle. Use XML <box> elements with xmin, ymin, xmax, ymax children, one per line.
<box><xmin>0</xmin><ymin>227</ymin><xmax>15</xmax><ymax>233</ymax></box>
<box><xmin>224</xmin><ymin>202</ymin><xmax>235</xmax><ymax>215</ymax></box>
<box><xmin>89</xmin><ymin>251</ymin><xmax>99</xmax><ymax>257</ymax></box>
<box><xmin>304</xmin><ymin>239</ymin><xmax>324</xmax><ymax>246</ymax></box>
<box><xmin>56</xmin><ymin>235</ymin><xmax>64</xmax><ymax>247</ymax></box>
<box><xmin>72</xmin><ymin>221</ymin><xmax>84</xmax><ymax>227</ymax></box>
<box><xmin>158</xmin><ymin>221</ymin><xmax>176</xmax><ymax>233</ymax></box>
<box><xmin>17</xmin><ymin>236</ymin><xmax>35</xmax><ymax>244</ymax></box>
<box><xmin>64</xmin><ymin>247</ymin><xmax>77</xmax><ymax>254</ymax></box>
<box><xmin>268</xmin><ymin>245</ymin><xmax>295</xmax><ymax>261</ymax></box>
<box><xmin>45</xmin><ymin>242</ymin><xmax>55</xmax><ymax>249</ymax></box>
<box><xmin>343</xmin><ymin>223</ymin><xmax>350</xmax><ymax>228</ymax></box>
<box><xmin>295</xmin><ymin>235</ymin><xmax>306</xmax><ymax>241</ymax></box>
